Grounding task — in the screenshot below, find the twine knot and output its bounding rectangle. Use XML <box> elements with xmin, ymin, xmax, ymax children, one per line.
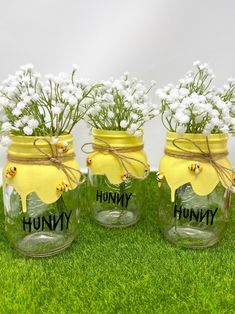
<box><xmin>81</xmin><ymin>138</ymin><xmax>149</xmax><ymax>180</ymax></box>
<box><xmin>8</xmin><ymin>137</ymin><xmax>85</xmax><ymax>186</ymax></box>
<box><xmin>164</xmin><ymin>136</ymin><xmax>233</xmax><ymax>190</ymax></box>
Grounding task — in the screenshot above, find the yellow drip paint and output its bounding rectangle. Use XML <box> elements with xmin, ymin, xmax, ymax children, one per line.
<box><xmin>87</xmin><ymin>129</ymin><xmax>148</xmax><ymax>184</ymax></box>
<box><xmin>3</xmin><ymin>134</ymin><xmax>80</xmax><ymax>212</ymax></box>
<box><xmin>159</xmin><ymin>132</ymin><xmax>232</xmax><ymax>202</ymax></box>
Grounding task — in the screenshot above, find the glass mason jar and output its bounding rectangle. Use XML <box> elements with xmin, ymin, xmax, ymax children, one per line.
<box><xmin>85</xmin><ymin>129</ymin><xmax>149</xmax><ymax>228</ymax></box>
<box><xmin>158</xmin><ymin>132</ymin><xmax>232</xmax><ymax>248</ymax></box>
<box><xmin>3</xmin><ymin>134</ymin><xmax>82</xmax><ymax>257</ymax></box>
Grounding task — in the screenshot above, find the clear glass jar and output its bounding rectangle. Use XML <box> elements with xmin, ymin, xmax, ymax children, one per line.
<box><xmin>158</xmin><ymin>132</ymin><xmax>232</xmax><ymax>248</ymax></box>
<box><xmin>87</xmin><ymin>172</ymin><xmax>146</xmax><ymax>227</ymax></box>
<box><xmin>85</xmin><ymin>129</ymin><xmax>149</xmax><ymax>228</ymax></box>
<box><xmin>158</xmin><ymin>181</ymin><xmax>230</xmax><ymax>248</ymax></box>
<box><xmin>3</xmin><ymin>134</ymin><xmax>81</xmax><ymax>257</ymax></box>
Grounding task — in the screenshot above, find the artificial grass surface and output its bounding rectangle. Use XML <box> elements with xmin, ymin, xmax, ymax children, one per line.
<box><xmin>0</xmin><ymin>173</ymin><xmax>235</xmax><ymax>314</ymax></box>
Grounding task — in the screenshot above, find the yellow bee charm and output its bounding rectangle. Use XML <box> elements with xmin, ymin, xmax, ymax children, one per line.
<box><xmin>232</xmin><ymin>172</ymin><xmax>235</xmax><ymax>185</ymax></box>
<box><xmin>188</xmin><ymin>161</ymin><xmax>202</xmax><ymax>174</ymax></box>
<box><xmin>144</xmin><ymin>163</ymin><xmax>150</xmax><ymax>175</ymax></box>
<box><xmin>86</xmin><ymin>158</ymin><xmax>92</xmax><ymax>166</ymax></box>
<box><xmin>56</xmin><ymin>180</ymin><xmax>70</xmax><ymax>192</ymax></box>
<box><xmin>6</xmin><ymin>166</ymin><xmax>17</xmax><ymax>179</ymax></box>
<box><xmin>57</xmin><ymin>142</ymin><xmax>69</xmax><ymax>153</ymax></box>
<box><xmin>122</xmin><ymin>172</ymin><xmax>131</xmax><ymax>181</ymax></box>
<box><xmin>156</xmin><ymin>171</ymin><xmax>164</xmax><ymax>182</ymax></box>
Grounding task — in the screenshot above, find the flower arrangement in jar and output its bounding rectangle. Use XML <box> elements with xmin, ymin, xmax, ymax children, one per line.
<box><xmin>0</xmin><ymin>63</ymin><xmax>98</xmax><ymax>256</ymax></box>
<box><xmin>155</xmin><ymin>61</ymin><xmax>235</xmax><ymax>248</ymax></box>
<box><xmin>82</xmin><ymin>72</ymin><xmax>158</xmax><ymax>227</ymax></box>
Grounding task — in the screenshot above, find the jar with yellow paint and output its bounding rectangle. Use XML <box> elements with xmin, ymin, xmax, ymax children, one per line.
<box><xmin>3</xmin><ymin>134</ymin><xmax>82</xmax><ymax>257</ymax></box>
<box><xmin>157</xmin><ymin>132</ymin><xmax>232</xmax><ymax>248</ymax></box>
<box><xmin>84</xmin><ymin>129</ymin><xmax>149</xmax><ymax>228</ymax></box>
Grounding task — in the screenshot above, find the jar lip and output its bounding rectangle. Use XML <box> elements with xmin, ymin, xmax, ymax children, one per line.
<box><xmin>167</xmin><ymin>131</ymin><xmax>228</xmax><ymax>141</ymax></box>
<box><xmin>9</xmin><ymin>133</ymin><xmax>73</xmax><ymax>142</ymax></box>
<box><xmin>92</xmin><ymin>128</ymin><xmax>143</xmax><ymax>138</ymax></box>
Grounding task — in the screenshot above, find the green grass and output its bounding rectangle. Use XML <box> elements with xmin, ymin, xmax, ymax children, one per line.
<box><xmin>0</xmin><ymin>173</ymin><xmax>235</xmax><ymax>314</ymax></box>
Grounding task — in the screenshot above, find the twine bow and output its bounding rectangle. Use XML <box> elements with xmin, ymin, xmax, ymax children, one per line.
<box><xmin>81</xmin><ymin>138</ymin><xmax>149</xmax><ymax>180</ymax></box>
<box><xmin>8</xmin><ymin>138</ymin><xmax>85</xmax><ymax>186</ymax></box>
<box><xmin>164</xmin><ymin>136</ymin><xmax>233</xmax><ymax>190</ymax></box>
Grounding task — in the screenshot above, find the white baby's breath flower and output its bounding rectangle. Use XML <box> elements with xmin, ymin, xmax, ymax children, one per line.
<box><xmin>23</xmin><ymin>126</ymin><xmax>33</xmax><ymax>135</ymax></box>
<box><xmin>52</xmin><ymin>106</ymin><xmax>62</xmax><ymax>115</ymax></box>
<box><xmin>0</xmin><ymin>115</ymin><xmax>8</xmax><ymax>122</ymax></box>
<box><xmin>120</xmin><ymin>120</ymin><xmax>128</xmax><ymax>128</ymax></box>
<box><xmin>21</xmin><ymin>115</ymin><xmax>30</xmax><ymax>124</ymax></box>
<box><xmin>12</xmin><ymin>108</ymin><xmax>22</xmax><ymax>117</ymax></box>
<box><xmin>193</xmin><ymin>60</ymin><xmax>200</xmax><ymax>66</ymax></box>
<box><xmin>1</xmin><ymin>122</ymin><xmax>12</xmax><ymax>132</ymax></box>
<box><xmin>31</xmin><ymin>93</ymin><xmax>40</xmax><ymax>101</ymax></box>
<box><xmin>176</xmin><ymin>125</ymin><xmax>186</xmax><ymax>134</ymax></box>
<box><xmin>17</xmin><ymin>101</ymin><xmax>27</xmax><ymax>110</ymax></box>
<box><xmin>14</xmin><ymin>120</ymin><xmax>23</xmax><ymax>128</ymax></box>
<box><xmin>28</xmin><ymin>119</ymin><xmax>39</xmax><ymax>129</ymax></box>
<box><xmin>72</xmin><ymin>64</ymin><xmax>79</xmax><ymax>71</ymax></box>
<box><xmin>157</xmin><ymin>61</ymin><xmax>235</xmax><ymax>135</ymax></box>
<box><xmin>20</xmin><ymin>63</ymin><xmax>34</xmax><ymax>71</ymax></box>
<box><xmin>1</xmin><ymin>135</ymin><xmax>12</xmax><ymax>147</ymax></box>
<box><xmin>134</xmin><ymin>130</ymin><xmax>142</xmax><ymax>137</ymax></box>
<box><xmin>108</xmin><ymin>111</ymin><xmax>114</xmax><ymax>119</ymax></box>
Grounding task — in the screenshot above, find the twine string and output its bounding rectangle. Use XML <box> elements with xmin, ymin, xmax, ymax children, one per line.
<box><xmin>8</xmin><ymin>137</ymin><xmax>85</xmax><ymax>185</ymax></box>
<box><xmin>81</xmin><ymin>138</ymin><xmax>149</xmax><ymax>180</ymax></box>
<box><xmin>164</xmin><ymin>136</ymin><xmax>233</xmax><ymax>189</ymax></box>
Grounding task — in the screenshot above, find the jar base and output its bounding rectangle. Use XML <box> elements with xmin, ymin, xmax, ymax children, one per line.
<box><xmin>164</xmin><ymin>226</ymin><xmax>225</xmax><ymax>249</ymax></box>
<box><xmin>12</xmin><ymin>232</ymin><xmax>75</xmax><ymax>257</ymax></box>
<box><xmin>94</xmin><ymin>210</ymin><xmax>139</xmax><ymax>228</ymax></box>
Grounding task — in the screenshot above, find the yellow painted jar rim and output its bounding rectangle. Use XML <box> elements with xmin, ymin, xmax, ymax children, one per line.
<box><xmin>165</xmin><ymin>131</ymin><xmax>228</xmax><ymax>154</ymax></box>
<box><xmin>92</xmin><ymin>128</ymin><xmax>144</xmax><ymax>148</ymax></box>
<box><xmin>8</xmin><ymin>133</ymin><xmax>74</xmax><ymax>158</ymax></box>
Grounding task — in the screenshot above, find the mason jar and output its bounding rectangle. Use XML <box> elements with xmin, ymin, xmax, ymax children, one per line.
<box><xmin>157</xmin><ymin>132</ymin><xmax>232</xmax><ymax>248</ymax></box>
<box><xmin>3</xmin><ymin>134</ymin><xmax>82</xmax><ymax>257</ymax></box>
<box><xmin>85</xmin><ymin>129</ymin><xmax>149</xmax><ymax>228</ymax></box>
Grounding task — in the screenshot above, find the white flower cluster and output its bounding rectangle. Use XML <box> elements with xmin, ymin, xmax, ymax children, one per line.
<box><xmin>155</xmin><ymin>61</ymin><xmax>235</xmax><ymax>135</ymax></box>
<box><xmin>0</xmin><ymin>64</ymin><xmax>97</xmax><ymax>146</ymax></box>
<box><xmin>84</xmin><ymin>72</ymin><xmax>158</xmax><ymax>136</ymax></box>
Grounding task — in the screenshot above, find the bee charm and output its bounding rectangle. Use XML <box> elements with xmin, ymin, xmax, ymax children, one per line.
<box><xmin>144</xmin><ymin>163</ymin><xmax>150</xmax><ymax>175</ymax></box>
<box><xmin>56</xmin><ymin>180</ymin><xmax>70</xmax><ymax>192</ymax></box>
<box><xmin>57</xmin><ymin>142</ymin><xmax>69</xmax><ymax>153</ymax></box>
<box><xmin>232</xmin><ymin>172</ymin><xmax>235</xmax><ymax>184</ymax></box>
<box><xmin>122</xmin><ymin>172</ymin><xmax>130</xmax><ymax>181</ymax></box>
<box><xmin>156</xmin><ymin>171</ymin><xmax>164</xmax><ymax>182</ymax></box>
<box><xmin>188</xmin><ymin>161</ymin><xmax>202</xmax><ymax>175</ymax></box>
<box><xmin>86</xmin><ymin>157</ymin><xmax>92</xmax><ymax>166</ymax></box>
<box><xmin>6</xmin><ymin>166</ymin><xmax>17</xmax><ymax>179</ymax></box>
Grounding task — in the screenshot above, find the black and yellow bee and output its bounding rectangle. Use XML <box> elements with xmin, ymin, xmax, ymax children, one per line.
<box><xmin>57</xmin><ymin>142</ymin><xmax>69</xmax><ymax>153</ymax></box>
<box><xmin>56</xmin><ymin>180</ymin><xmax>70</xmax><ymax>192</ymax></box>
<box><xmin>6</xmin><ymin>166</ymin><xmax>17</xmax><ymax>179</ymax></box>
<box><xmin>86</xmin><ymin>157</ymin><xmax>92</xmax><ymax>166</ymax></box>
<box><xmin>122</xmin><ymin>172</ymin><xmax>131</xmax><ymax>181</ymax></box>
<box><xmin>188</xmin><ymin>161</ymin><xmax>202</xmax><ymax>175</ymax></box>
<box><xmin>144</xmin><ymin>163</ymin><xmax>150</xmax><ymax>175</ymax></box>
<box><xmin>232</xmin><ymin>172</ymin><xmax>235</xmax><ymax>184</ymax></box>
<box><xmin>156</xmin><ymin>170</ymin><xmax>164</xmax><ymax>182</ymax></box>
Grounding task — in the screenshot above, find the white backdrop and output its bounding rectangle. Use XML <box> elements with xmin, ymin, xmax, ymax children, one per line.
<box><xmin>0</xmin><ymin>0</ymin><xmax>235</xmax><ymax>177</ymax></box>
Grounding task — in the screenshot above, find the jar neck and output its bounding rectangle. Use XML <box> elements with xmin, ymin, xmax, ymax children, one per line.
<box><xmin>165</xmin><ymin>132</ymin><xmax>228</xmax><ymax>155</ymax></box>
<box><xmin>7</xmin><ymin>134</ymin><xmax>74</xmax><ymax>158</ymax></box>
<box><xmin>92</xmin><ymin>128</ymin><xmax>144</xmax><ymax>148</ymax></box>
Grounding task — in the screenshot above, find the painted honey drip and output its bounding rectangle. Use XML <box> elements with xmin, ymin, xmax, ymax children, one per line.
<box><xmin>87</xmin><ymin>129</ymin><xmax>148</xmax><ymax>184</ymax></box>
<box><xmin>159</xmin><ymin>132</ymin><xmax>232</xmax><ymax>202</ymax></box>
<box><xmin>3</xmin><ymin>134</ymin><xmax>80</xmax><ymax>212</ymax></box>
